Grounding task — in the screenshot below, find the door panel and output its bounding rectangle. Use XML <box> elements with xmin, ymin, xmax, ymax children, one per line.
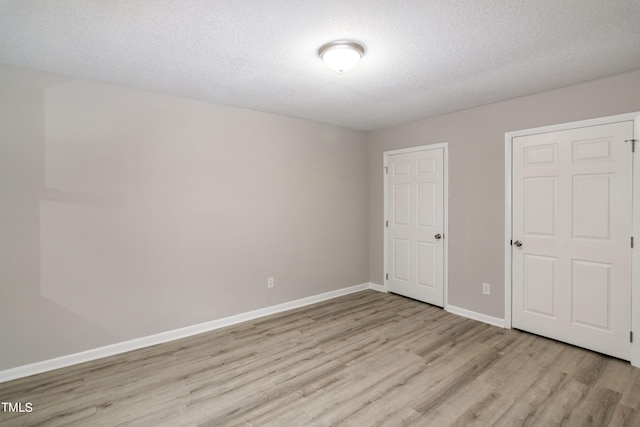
<box><xmin>417</xmin><ymin>183</ymin><xmax>436</xmax><ymax>227</ymax></box>
<box><xmin>572</xmin><ymin>260</ymin><xmax>611</xmax><ymax>329</ymax></box>
<box><xmin>417</xmin><ymin>241</ymin><xmax>436</xmax><ymax>288</ymax></box>
<box><xmin>572</xmin><ymin>174</ymin><xmax>611</xmax><ymax>239</ymax></box>
<box><xmin>393</xmin><ymin>183</ymin><xmax>411</xmax><ymax>225</ymax></box>
<box><xmin>512</xmin><ymin>121</ymin><xmax>633</xmax><ymax>360</ymax></box>
<box><xmin>524</xmin><ymin>177</ymin><xmax>557</xmax><ymax>236</ymax></box>
<box><xmin>386</xmin><ymin>147</ymin><xmax>444</xmax><ymax>306</ymax></box>
<box><xmin>393</xmin><ymin>238</ymin><xmax>411</xmax><ymax>283</ymax></box>
<box><xmin>523</xmin><ymin>254</ymin><xmax>556</xmax><ymax>318</ymax></box>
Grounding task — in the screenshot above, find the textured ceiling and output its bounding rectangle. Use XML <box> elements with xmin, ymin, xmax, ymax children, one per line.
<box><xmin>1</xmin><ymin>0</ymin><xmax>639</xmax><ymax>131</ymax></box>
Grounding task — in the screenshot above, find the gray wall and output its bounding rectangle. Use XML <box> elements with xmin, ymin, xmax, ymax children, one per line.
<box><xmin>0</xmin><ymin>64</ymin><xmax>369</xmax><ymax>370</ymax></box>
<box><xmin>368</xmin><ymin>69</ymin><xmax>640</xmax><ymax>318</ymax></box>
<box><xmin>3</xmin><ymin>62</ymin><xmax>640</xmax><ymax>372</ymax></box>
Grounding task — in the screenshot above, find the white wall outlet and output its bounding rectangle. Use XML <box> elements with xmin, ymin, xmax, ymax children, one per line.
<box><xmin>267</xmin><ymin>277</ymin><xmax>274</xmax><ymax>288</ymax></box>
<box><xmin>482</xmin><ymin>283</ymin><xmax>491</xmax><ymax>295</ymax></box>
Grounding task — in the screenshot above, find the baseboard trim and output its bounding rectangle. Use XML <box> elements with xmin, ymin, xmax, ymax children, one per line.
<box><xmin>446</xmin><ymin>304</ymin><xmax>506</xmax><ymax>328</ymax></box>
<box><xmin>0</xmin><ymin>282</ymin><xmax>375</xmax><ymax>383</ymax></box>
<box><xmin>368</xmin><ymin>282</ymin><xmax>387</xmax><ymax>293</ymax></box>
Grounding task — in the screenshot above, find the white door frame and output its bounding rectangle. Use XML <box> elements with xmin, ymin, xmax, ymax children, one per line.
<box><xmin>383</xmin><ymin>143</ymin><xmax>449</xmax><ymax>308</ymax></box>
<box><xmin>504</xmin><ymin>112</ymin><xmax>640</xmax><ymax>367</ymax></box>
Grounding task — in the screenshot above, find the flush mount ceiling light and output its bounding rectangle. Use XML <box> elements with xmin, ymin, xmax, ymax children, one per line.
<box><xmin>318</xmin><ymin>40</ymin><xmax>365</xmax><ymax>73</ymax></box>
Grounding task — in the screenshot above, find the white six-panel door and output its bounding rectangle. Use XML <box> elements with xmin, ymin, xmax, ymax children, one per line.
<box><xmin>512</xmin><ymin>121</ymin><xmax>634</xmax><ymax>360</ymax></box>
<box><xmin>385</xmin><ymin>146</ymin><xmax>445</xmax><ymax>306</ymax></box>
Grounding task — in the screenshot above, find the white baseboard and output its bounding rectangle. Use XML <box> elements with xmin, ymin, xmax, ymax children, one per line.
<box><xmin>368</xmin><ymin>282</ymin><xmax>387</xmax><ymax>293</ymax></box>
<box><xmin>446</xmin><ymin>304</ymin><xmax>506</xmax><ymax>328</ymax></box>
<box><xmin>0</xmin><ymin>282</ymin><xmax>375</xmax><ymax>383</ymax></box>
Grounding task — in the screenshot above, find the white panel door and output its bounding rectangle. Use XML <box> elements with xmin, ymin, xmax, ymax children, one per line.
<box><xmin>512</xmin><ymin>121</ymin><xmax>634</xmax><ymax>360</ymax></box>
<box><xmin>386</xmin><ymin>148</ymin><xmax>444</xmax><ymax>306</ymax></box>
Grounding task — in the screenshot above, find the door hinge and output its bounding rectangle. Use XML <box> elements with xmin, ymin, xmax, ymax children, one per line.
<box><xmin>384</xmin><ymin>166</ymin><xmax>388</xmax><ymax>174</ymax></box>
<box><xmin>385</xmin><ymin>273</ymin><xmax>389</xmax><ymax>280</ymax></box>
<box><xmin>510</xmin><ymin>240</ymin><xmax>513</xmax><ymax>246</ymax></box>
<box><xmin>626</xmin><ymin>139</ymin><xmax>637</xmax><ymax>153</ymax></box>
<box><xmin>632</xmin><ymin>236</ymin><xmax>634</xmax><ymax>248</ymax></box>
<box><xmin>386</xmin><ymin>220</ymin><xmax>389</xmax><ymax>227</ymax></box>
<box><xmin>631</xmin><ymin>331</ymin><xmax>634</xmax><ymax>343</ymax></box>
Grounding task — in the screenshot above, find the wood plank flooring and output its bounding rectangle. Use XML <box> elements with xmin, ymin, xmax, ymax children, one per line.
<box><xmin>1</xmin><ymin>290</ymin><xmax>639</xmax><ymax>426</ymax></box>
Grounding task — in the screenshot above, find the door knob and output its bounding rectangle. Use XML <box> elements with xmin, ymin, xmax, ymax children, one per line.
<box><xmin>513</xmin><ymin>240</ymin><xmax>523</xmax><ymax>247</ymax></box>
<box><xmin>434</xmin><ymin>233</ymin><xmax>442</xmax><ymax>240</ymax></box>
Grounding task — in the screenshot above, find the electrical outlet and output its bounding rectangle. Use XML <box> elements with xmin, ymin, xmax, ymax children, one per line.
<box><xmin>267</xmin><ymin>277</ymin><xmax>274</xmax><ymax>288</ymax></box>
<box><xmin>482</xmin><ymin>283</ymin><xmax>491</xmax><ymax>295</ymax></box>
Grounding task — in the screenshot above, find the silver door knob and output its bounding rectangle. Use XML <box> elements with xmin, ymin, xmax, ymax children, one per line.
<box><xmin>434</xmin><ymin>234</ymin><xmax>442</xmax><ymax>240</ymax></box>
<box><xmin>513</xmin><ymin>240</ymin><xmax>523</xmax><ymax>247</ymax></box>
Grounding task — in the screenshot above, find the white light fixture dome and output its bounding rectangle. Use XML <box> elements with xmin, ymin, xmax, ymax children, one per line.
<box><xmin>318</xmin><ymin>40</ymin><xmax>365</xmax><ymax>73</ymax></box>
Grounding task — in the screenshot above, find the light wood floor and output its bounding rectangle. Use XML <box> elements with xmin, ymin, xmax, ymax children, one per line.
<box><xmin>1</xmin><ymin>290</ymin><xmax>640</xmax><ymax>426</ymax></box>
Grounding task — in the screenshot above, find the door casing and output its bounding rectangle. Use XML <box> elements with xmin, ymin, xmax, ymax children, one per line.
<box><xmin>383</xmin><ymin>143</ymin><xmax>449</xmax><ymax>308</ymax></box>
<box><xmin>504</xmin><ymin>112</ymin><xmax>640</xmax><ymax>367</ymax></box>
